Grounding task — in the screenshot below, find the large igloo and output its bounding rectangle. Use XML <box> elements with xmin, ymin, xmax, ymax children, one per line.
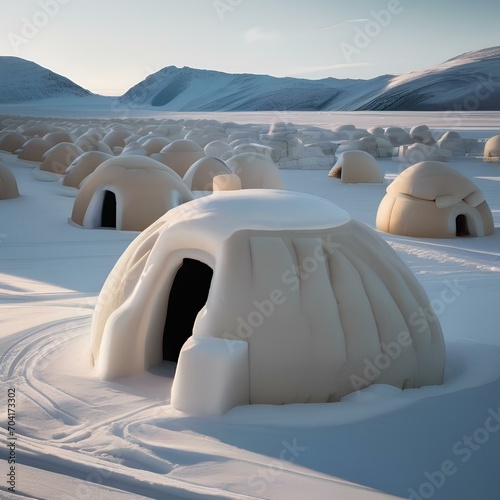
<box><xmin>91</xmin><ymin>190</ymin><xmax>445</xmax><ymax>416</ymax></box>
<box><xmin>70</xmin><ymin>156</ymin><xmax>193</xmax><ymax>231</ymax></box>
<box><xmin>376</xmin><ymin>161</ymin><xmax>494</xmax><ymax>238</ymax></box>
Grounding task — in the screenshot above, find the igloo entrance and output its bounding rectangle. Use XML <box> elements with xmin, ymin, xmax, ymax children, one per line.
<box><xmin>455</xmin><ymin>214</ymin><xmax>470</xmax><ymax>237</ymax></box>
<box><xmin>101</xmin><ymin>190</ymin><xmax>117</xmax><ymax>228</ymax></box>
<box><xmin>162</xmin><ymin>258</ymin><xmax>213</xmax><ymax>362</ymax></box>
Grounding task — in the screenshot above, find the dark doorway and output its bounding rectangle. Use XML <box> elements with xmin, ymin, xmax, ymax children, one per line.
<box><xmin>162</xmin><ymin>258</ymin><xmax>213</xmax><ymax>362</ymax></box>
<box><xmin>101</xmin><ymin>190</ymin><xmax>117</xmax><ymax>228</ymax></box>
<box><xmin>456</xmin><ymin>214</ymin><xmax>470</xmax><ymax>236</ymax></box>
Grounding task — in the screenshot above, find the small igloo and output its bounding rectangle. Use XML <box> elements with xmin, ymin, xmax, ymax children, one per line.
<box><xmin>38</xmin><ymin>143</ymin><xmax>84</xmax><ymax>177</ymax></box>
<box><xmin>43</xmin><ymin>131</ymin><xmax>75</xmax><ymax>147</ymax></box>
<box><xmin>328</xmin><ymin>150</ymin><xmax>382</xmax><ymax>183</ymax></box>
<box><xmin>204</xmin><ymin>140</ymin><xmax>233</xmax><ymax>158</ymax></box>
<box><xmin>385</xmin><ymin>127</ymin><xmax>412</xmax><ymax>146</ymax></box>
<box><xmin>0</xmin><ymin>162</ymin><xmax>19</xmax><ymax>199</ymax></box>
<box><xmin>140</xmin><ymin>136</ymin><xmax>171</xmax><ymax>156</ymax></box>
<box><xmin>17</xmin><ymin>138</ymin><xmax>51</xmax><ymax>162</ymax></box>
<box><xmin>226</xmin><ymin>152</ymin><xmax>283</xmax><ymax>189</ymax></box>
<box><xmin>183</xmin><ymin>157</ymin><xmax>232</xmax><ymax>191</ymax></box>
<box><xmin>397</xmin><ymin>143</ymin><xmax>452</xmax><ymax>165</ymax></box>
<box><xmin>91</xmin><ymin>190</ymin><xmax>445</xmax><ymax>416</ymax></box>
<box><xmin>152</xmin><ymin>139</ymin><xmax>205</xmax><ymax>177</ymax></box>
<box><xmin>0</xmin><ymin>132</ymin><xmax>25</xmax><ymax>153</ymax></box>
<box><xmin>409</xmin><ymin>125</ymin><xmax>435</xmax><ymax>145</ymax></box>
<box><xmin>376</xmin><ymin>161</ymin><xmax>494</xmax><ymax>238</ymax></box>
<box><xmin>63</xmin><ymin>151</ymin><xmax>113</xmax><ymax>188</ymax></box>
<box><xmin>101</xmin><ymin>129</ymin><xmax>133</xmax><ymax>150</ymax></box>
<box><xmin>437</xmin><ymin>131</ymin><xmax>466</xmax><ymax>156</ymax></box>
<box><xmin>70</xmin><ymin>156</ymin><xmax>193</xmax><ymax>231</ymax></box>
<box><xmin>484</xmin><ymin>135</ymin><xmax>500</xmax><ymax>163</ymax></box>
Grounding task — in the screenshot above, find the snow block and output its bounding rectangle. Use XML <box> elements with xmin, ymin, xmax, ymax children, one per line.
<box><xmin>171</xmin><ymin>337</ymin><xmax>249</xmax><ymax>416</ymax></box>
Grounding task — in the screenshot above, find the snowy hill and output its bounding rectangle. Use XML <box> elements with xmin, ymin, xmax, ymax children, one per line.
<box><xmin>118</xmin><ymin>65</ymin><xmax>390</xmax><ymax>111</ymax></box>
<box><xmin>1</xmin><ymin>47</ymin><xmax>499</xmax><ymax>111</ymax></box>
<box><xmin>119</xmin><ymin>46</ymin><xmax>500</xmax><ymax>111</ymax></box>
<box><xmin>0</xmin><ymin>56</ymin><xmax>92</xmax><ymax>103</ymax></box>
<box><xmin>360</xmin><ymin>46</ymin><xmax>500</xmax><ymax>111</ymax></box>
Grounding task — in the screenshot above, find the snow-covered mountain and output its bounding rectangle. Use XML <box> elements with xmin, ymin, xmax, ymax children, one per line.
<box><xmin>360</xmin><ymin>46</ymin><xmax>500</xmax><ymax>111</ymax></box>
<box><xmin>119</xmin><ymin>46</ymin><xmax>500</xmax><ymax>111</ymax></box>
<box><xmin>1</xmin><ymin>47</ymin><xmax>499</xmax><ymax>111</ymax></box>
<box><xmin>118</xmin><ymin>66</ymin><xmax>390</xmax><ymax>111</ymax></box>
<box><xmin>0</xmin><ymin>56</ymin><xmax>92</xmax><ymax>103</ymax></box>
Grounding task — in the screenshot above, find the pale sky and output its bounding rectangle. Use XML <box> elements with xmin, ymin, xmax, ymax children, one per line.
<box><xmin>0</xmin><ymin>0</ymin><xmax>498</xmax><ymax>96</ymax></box>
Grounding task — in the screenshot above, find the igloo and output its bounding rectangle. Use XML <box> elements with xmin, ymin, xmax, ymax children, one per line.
<box><xmin>101</xmin><ymin>129</ymin><xmax>133</xmax><ymax>150</ymax></box>
<box><xmin>328</xmin><ymin>151</ymin><xmax>382</xmax><ymax>183</ymax></box>
<box><xmin>226</xmin><ymin>152</ymin><xmax>283</xmax><ymax>189</ymax></box>
<box><xmin>91</xmin><ymin>190</ymin><xmax>445</xmax><ymax>416</ymax></box>
<box><xmin>204</xmin><ymin>140</ymin><xmax>233</xmax><ymax>158</ymax></box>
<box><xmin>397</xmin><ymin>143</ymin><xmax>452</xmax><ymax>165</ymax></box>
<box><xmin>409</xmin><ymin>125</ymin><xmax>435</xmax><ymax>145</ymax></box>
<box><xmin>437</xmin><ymin>131</ymin><xmax>466</xmax><ymax>156</ymax></box>
<box><xmin>484</xmin><ymin>135</ymin><xmax>500</xmax><ymax>163</ymax></box>
<box><xmin>0</xmin><ymin>131</ymin><xmax>25</xmax><ymax>153</ymax></box>
<box><xmin>376</xmin><ymin>161</ymin><xmax>494</xmax><ymax>238</ymax></box>
<box><xmin>75</xmin><ymin>134</ymin><xmax>114</xmax><ymax>154</ymax></box>
<box><xmin>0</xmin><ymin>162</ymin><xmax>19</xmax><ymax>199</ymax></box>
<box><xmin>183</xmin><ymin>157</ymin><xmax>232</xmax><ymax>191</ymax></box>
<box><xmin>43</xmin><ymin>131</ymin><xmax>75</xmax><ymax>147</ymax></box>
<box><xmin>20</xmin><ymin>122</ymin><xmax>56</xmax><ymax>138</ymax></box>
<box><xmin>385</xmin><ymin>127</ymin><xmax>412</xmax><ymax>147</ymax></box>
<box><xmin>36</xmin><ymin>142</ymin><xmax>84</xmax><ymax>179</ymax></box>
<box><xmin>140</xmin><ymin>136</ymin><xmax>171</xmax><ymax>156</ymax></box>
<box><xmin>70</xmin><ymin>156</ymin><xmax>193</xmax><ymax>231</ymax></box>
<box><xmin>62</xmin><ymin>151</ymin><xmax>113</xmax><ymax>188</ymax></box>
<box><xmin>17</xmin><ymin>138</ymin><xmax>51</xmax><ymax>162</ymax></box>
<box><xmin>152</xmin><ymin>139</ymin><xmax>205</xmax><ymax>177</ymax></box>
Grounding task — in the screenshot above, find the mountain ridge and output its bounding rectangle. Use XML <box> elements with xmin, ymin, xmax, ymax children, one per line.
<box><xmin>1</xmin><ymin>46</ymin><xmax>499</xmax><ymax>111</ymax></box>
<box><xmin>0</xmin><ymin>56</ymin><xmax>93</xmax><ymax>104</ymax></box>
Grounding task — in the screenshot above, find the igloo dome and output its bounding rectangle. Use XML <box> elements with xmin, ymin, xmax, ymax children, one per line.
<box><xmin>18</xmin><ymin>138</ymin><xmax>51</xmax><ymax>162</ymax></box>
<box><xmin>484</xmin><ymin>135</ymin><xmax>500</xmax><ymax>163</ymax></box>
<box><xmin>91</xmin><ymin>190</ymin><xmax>445</xmax><ymax>415</ymax></box>
<box><xmin>62</xmin><ymin>151</ymin><xmax>113</xmax><ymax>188</ymax></box>
<box><xmin>183</xmin><ymin>156</ymin><xmax>232</xmax><ymax>191</ymax></box>
<box><xmin>152</xmin><ymin>139</ymin><xmax>205</xmax><ymax>177</ymax></box>
<box><xmin>226</xmin><ymin>152</ymin><xmax>283</xmax><ymax>189</ymax></box>
<box><xmin>0</xmin><ymin>161</ymin><xmax>19</xmax><ymax>199</ymax></box>
<box><xmin>376</xmin><ymin>161</ymin><xmax>494</xmax><ymax>238</ymax></box>
<box><xmin>328</xmin><ymin>150</ymin><xmax>382</xmax><ymax>183</ymax></box>
<box><xmin>70</xmin><ymin>156</ymin><xmax>193</xmax><ymax>231</ymax></box>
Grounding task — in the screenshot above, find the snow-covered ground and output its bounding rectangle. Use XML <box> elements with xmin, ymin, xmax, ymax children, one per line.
<box><xmin>0</xmin><ymin>111</ymin><xmax>499</xmax><ymax>500</ymax></box>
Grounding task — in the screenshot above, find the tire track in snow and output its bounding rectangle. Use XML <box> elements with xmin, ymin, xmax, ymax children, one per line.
<box><xmin>387</xmin><ymin>240</ymin><xmax>500</xmax><ymax>273</ymax></box>
<box><xmin>1</xmin><ymin>315</ymin><xmax>169</xmax><ymax>446</ymax></box>
<box><xmin>0</xmin><ymin>316</ymin><xmax>92</xmax><ymax>427</ymax></box>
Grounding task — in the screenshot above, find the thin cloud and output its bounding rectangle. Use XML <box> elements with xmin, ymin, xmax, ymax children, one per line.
<box><xmin>292</xmin><ymin>62</ymin><xmax>374</xmax><ymax>75</ymax></box>
<box><xmin>244</xmin><ymin>27</ymin><xmax>278</xmax><ymax>43</ymax></box>
<box><xmin>322</xmin><ymin>19</ymin><xmax>370</xmax><ymax>31</ymax></box>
